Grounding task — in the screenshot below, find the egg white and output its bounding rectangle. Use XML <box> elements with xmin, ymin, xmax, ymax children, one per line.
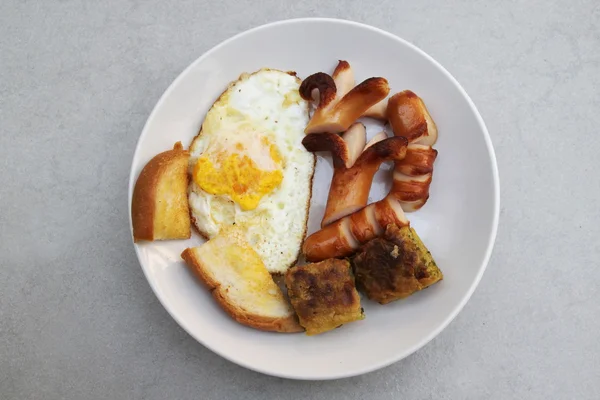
<box><xmin>188</xmin><ymin>69</ymin><xmax>314</xmax><ymax>273</ymax></box>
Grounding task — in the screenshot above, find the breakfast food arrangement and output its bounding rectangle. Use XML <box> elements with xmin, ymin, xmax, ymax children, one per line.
<box><xmin>131</xmin><ymin>60</ymin><xmax>443</xmax><ymax>335</ymax></box>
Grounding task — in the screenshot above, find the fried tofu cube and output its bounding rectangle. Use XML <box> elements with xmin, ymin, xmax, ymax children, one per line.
<box><xmin>353</xmin><ymin>224</ymin><xmax>443</xmax><ymax>304</ymax></box>
<box><xmin>285</xmin><ymin>259</ymin><xmax>364</xmax><ymax>335</ymax></box>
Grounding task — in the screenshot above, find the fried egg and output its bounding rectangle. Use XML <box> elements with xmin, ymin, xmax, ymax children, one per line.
<box><xmin>188</xmin><ymin>69</ymin><xmax>314</xmax><ymax>274</ymax></box>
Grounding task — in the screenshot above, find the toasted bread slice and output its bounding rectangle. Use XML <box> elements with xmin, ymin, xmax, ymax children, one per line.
<box><xmin>181</xmin><ymin>227</ymin><xmax>302</xmax><ymax>333</ymax></box>
<box><xmin>131</xmin><ymin>142</ymin><xmax>191</xmax><ymax>242</ymax></box>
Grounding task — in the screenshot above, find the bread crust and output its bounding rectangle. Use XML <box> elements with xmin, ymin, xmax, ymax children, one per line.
<box><xmin>187</xmin><ymin>69</ymin><xmax>315</xmax><ymax>273</ymax></box>
<box><xmin>132</xmin><ymin>142</ymin><xmax>191</xmax><ymax>242</ymax></box>
<box><xmin>181</xmin><ymin>248</ymin><xmax>303</xmax><ymax>333</ymax></box>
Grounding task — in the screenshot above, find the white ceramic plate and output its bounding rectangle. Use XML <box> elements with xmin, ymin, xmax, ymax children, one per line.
<box><xmin>128</xmin><ymin>18</ymin><xmax>499</xmax><ymax>380</ymax></box>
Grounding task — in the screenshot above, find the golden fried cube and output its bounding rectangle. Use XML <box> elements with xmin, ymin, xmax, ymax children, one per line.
<box><xmin>353</xmin><ymin>224</ymin><xmax>443</xmax><ymax>304</ymax></box>
<box><xmin>285</xmin><ymin>259</ymin><xmax>364</xmax><ymax>335</ymax></box>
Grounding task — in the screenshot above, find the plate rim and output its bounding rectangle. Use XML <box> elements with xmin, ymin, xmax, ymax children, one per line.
<box><xmin>127</xmin><ymin>17</ymin><xmax>501</xmax><ymax>380</ymax></box>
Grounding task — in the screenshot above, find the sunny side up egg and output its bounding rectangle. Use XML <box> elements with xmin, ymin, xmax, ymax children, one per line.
<box><xmin>188</xmin><ymin>69</ymin><xmax>315</xmax><ymax>274</ymax></box>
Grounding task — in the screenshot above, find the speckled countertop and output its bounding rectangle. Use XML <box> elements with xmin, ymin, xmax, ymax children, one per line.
<box><xmin>1</xmin><ymin>1</ymin><xmax>599</xmax><ymax>399</ymax></box>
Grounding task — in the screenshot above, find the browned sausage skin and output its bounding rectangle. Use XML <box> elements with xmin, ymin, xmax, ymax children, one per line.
<box><xmin>316</xmin><ymin>135</ymin><xmax>408</xmax><ymax>227</ymax></box>
<box><xmin>299</xmin><ymin>62</ymin><xmax>390</xmax><ymax>134</ymax></box>
<box><xmin>302</xmin><ymin>196</ymin><xmax>409</xmax><ymax>262</ymax></box>
<box><xmin>387</xmin><ymin>90</ymin><xmax>438</xmax><ymax>211</ymax></box>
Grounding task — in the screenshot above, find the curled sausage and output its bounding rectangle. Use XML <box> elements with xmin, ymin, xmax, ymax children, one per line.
<box><xmin>332</xmin><ymin>60</ymin><xmax>389</xmax><ymax>120</ymax></box>
<box><xmin>302</xmin><ymin>122</ymin><xmax>366</xmax><ymax>169</ymax></box>
<box><xmin>387</xmin><ymin>91</ymin><xmax>439</xmax><ymax>211</ymax></box>
<box><xmin>348</xmin><ymin>203</ymin><xmax>382</xmax><ymax>243</ymax></box>
<box><xmin>321</xmin><ymin>135</ymin><xmax>407</xmax><ymax>227</ymax></box>
<box><xmin>301</xmin><ymin>218</ymin><xmax>360</xmax><ymax>262</ymax></box>
<box><xmin>300</xmin><ymin>62</ymin><xmax>390</xmax><ymax>134</ymax></box>
<box><xmin>364</xmin><ymin>131</ymin><xmax>387</xmax><ymax>150</ymax></box>
<box><xmin>303</xmin><ymin>127</ymin><xmax>408</xmax><ymax>228</ymax></box>
<box><xmin>387</xmin><ymin>90</ymin><xmax>438</xmax><ymax>146</ymax></box>
<box><xmin>362</xmin><ymin>98</ymin><xmax>388</xmax><ymax>120</ymax></box>
<box><xmin>302</xmin><ymin>196</ymin><xmax>409</xmax><ymax>262</ymax></box>
<box><xmin>392</xmin><ymin>172</ymin><xmax>432</xmax><ymax>212</ymax></box>
<box><xmin>331</xmin><ymin>60</ymin><xmax>355</xmax><ymax>98</ymax></box>
<box><xmin>394</xmin><ymin>143</ymin><xmax>438</xmax><ymax>176</ymax></box>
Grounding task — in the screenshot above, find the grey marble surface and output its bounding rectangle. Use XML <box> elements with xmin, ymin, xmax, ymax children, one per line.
<box><xmin>1</xmin><ymin>1</ymin><xmax>599</xmax><ymax>399</ymax></box>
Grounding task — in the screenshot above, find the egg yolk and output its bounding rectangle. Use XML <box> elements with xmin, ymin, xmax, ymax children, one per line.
<box><xmin>193</xmin><ymin>141</ymin><xmax>283</xmax><ymax>210</ymax></box>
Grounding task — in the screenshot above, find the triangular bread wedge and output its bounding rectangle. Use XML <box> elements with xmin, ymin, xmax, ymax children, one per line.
<box><xmin>181</xmin><ymin>227</ymin><xmax>302</xmax><ymax>333</ymax></box>
<box><xmin>132</xmin><ymin>142</ymin><xmax>191</xmax><ymax>242</ymax></box>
